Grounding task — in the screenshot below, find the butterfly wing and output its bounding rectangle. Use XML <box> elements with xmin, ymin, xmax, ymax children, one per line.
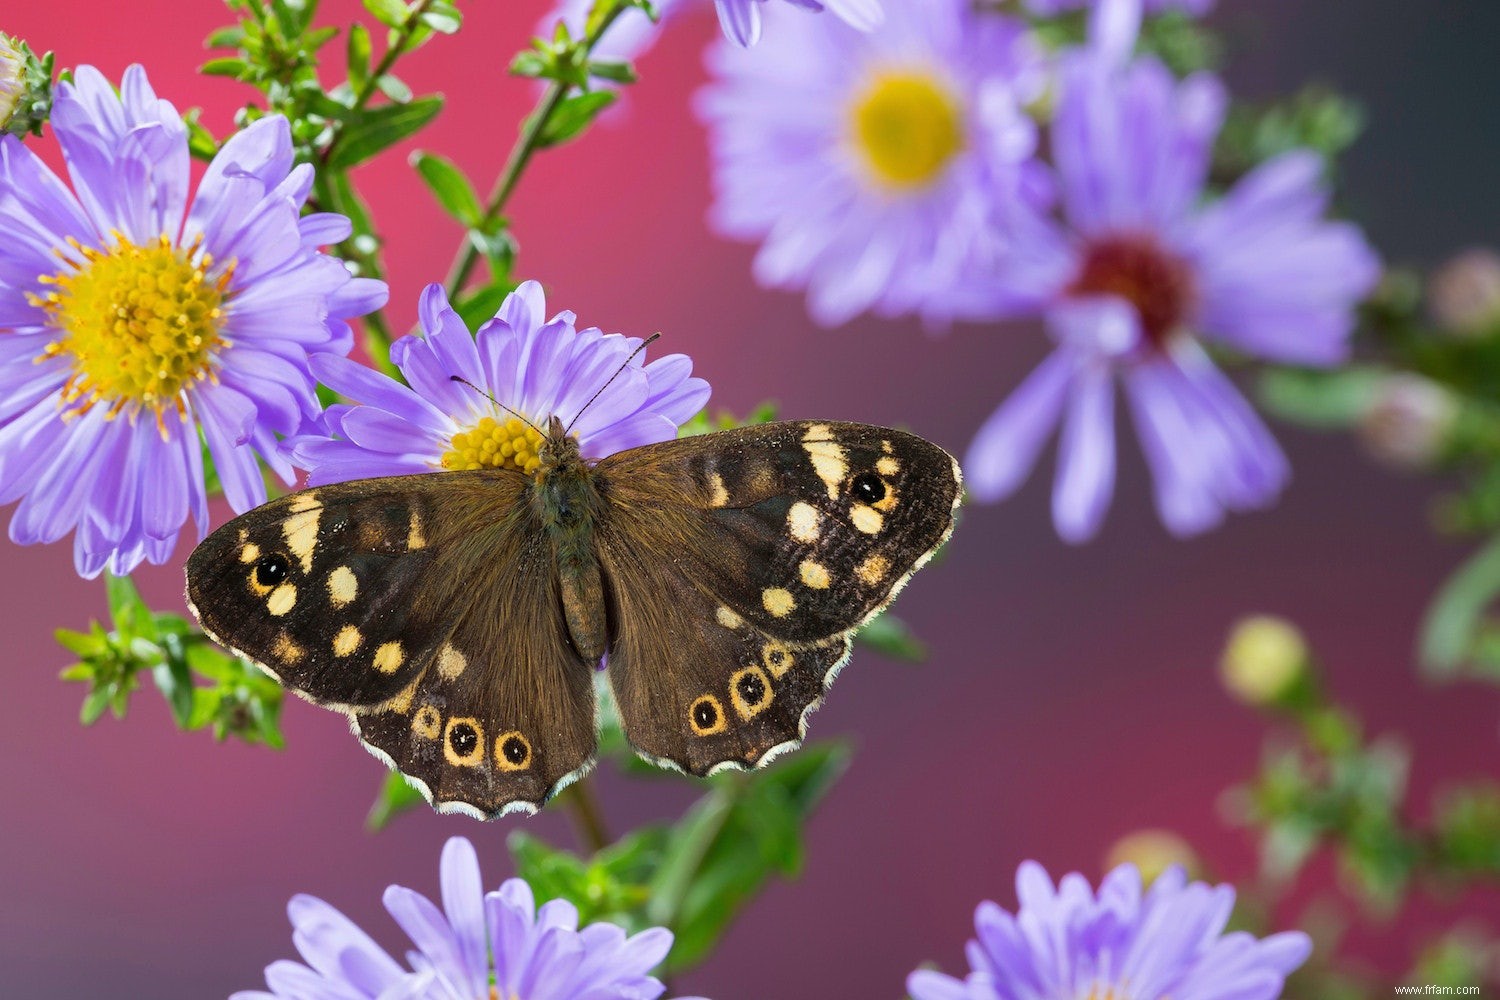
<box><xmin>185</xmin><ymin>473</ymin><xmax>597</xmax><ymax>817</ymax></box>
<box><xmin>593</xmin><ymin>421</ymin><xmax>960</xmax><ymax>774</ymax></box>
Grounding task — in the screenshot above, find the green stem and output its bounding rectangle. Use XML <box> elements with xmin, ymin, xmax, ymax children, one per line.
<box><xmin>319</xmin><ymin>0</ymin><xmax>436</xmax><ymax>170</ymax></box>
<box><xmin>444</xmin><ymin>2</ymin><xmax>632</xmax><ymax>299</ymax></box>
<box><xmin>559</xmin><ymin>777</ymin><xmax>613</xmax><ymax>854</ymax></box>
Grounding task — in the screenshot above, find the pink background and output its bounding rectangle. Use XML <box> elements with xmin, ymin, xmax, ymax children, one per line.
<box><xmin>3</xmin><ymin>1</ymin><xmax>1499</xmax><ymax>996</ymax></box>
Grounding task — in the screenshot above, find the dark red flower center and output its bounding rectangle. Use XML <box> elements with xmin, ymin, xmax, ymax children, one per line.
<box><xmin>1068</xmin><ymin>235</ymin><xmax>1195</xmax><ymax>350</ymax></box>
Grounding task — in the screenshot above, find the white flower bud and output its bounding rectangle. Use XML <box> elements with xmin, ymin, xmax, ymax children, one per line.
<box><xmin>1429</xmin><ymin>248</ymin><xmax>1500</xmax><ymax>336</ymax></box>
<box><xmin>0</xmin><ymin>36</ymin><xmax>24</xmax><ymax>131</ymax></box>
<box><xmin>1105</xmin><ymin>829</ymin><xmax>1200</xmax><ymax>885</ymax></box>
<box><xmin>1359</xmin><ymin>374</ymin><xmax>1457</xmax><ymax>471</ymax></box>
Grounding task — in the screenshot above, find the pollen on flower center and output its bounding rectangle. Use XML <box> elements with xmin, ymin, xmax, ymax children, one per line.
<box><xmin>1069</xmin><ymin>234</ymin><xmax>1195</xmax><ymax>349</ymax></box>
<box><xmin>34</xmin><ymin>233</ymin><xmax>232</xmax><ymax>427</ymax></box>
<box><xmin>850</xmin><ymin>69</ymin><xmax>965</xmax><ymax>191</ymax></box>
<box><xmin>442</xmin><ymin>415</ymin><xmax>547</xmax><ymax>476</ymax></box>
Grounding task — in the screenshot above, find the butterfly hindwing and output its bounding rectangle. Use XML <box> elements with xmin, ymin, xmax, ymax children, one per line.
<box><xmin>185</xmin><ymin>472</ymin><xmax>597</xmax><ymax>817</ymax></box>
<box><xmin>594</xmin><ymin>420</ymin><xmax>960</xmax><ymax>773</ymax></box>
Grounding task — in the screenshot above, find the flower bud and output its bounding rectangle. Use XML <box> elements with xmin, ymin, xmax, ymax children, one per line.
<box><xmin>0</xmin><ymin>36</ymin><xmax>24</xmax><ymax>131</ymax></box>
<box><xmin>1104</xmin><ymin>829</ymin><xmax>1200</xmax><ymax>885</ymax></box>
<box><xmin>1429</xmin><ymin>248</ymin><xmax>1500</xmax><ymax>336</ymax></box>
<box><xmin>1358</xmin><ymin>374</ymin><xmax>1457</xmax><ymax>471</ymax></box>
<box><xmin>1221</xmin><ymin>615</ymin><xmax>1308</xmax><ymax>707</ymax></box>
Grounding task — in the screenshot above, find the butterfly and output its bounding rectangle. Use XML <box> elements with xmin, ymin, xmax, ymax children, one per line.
<box><xmin>185</xmin><ymin>416</ymin><xmax>961</xmax><ymax>819</ymax></box>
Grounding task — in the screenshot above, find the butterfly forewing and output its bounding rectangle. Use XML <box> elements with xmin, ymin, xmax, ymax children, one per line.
<box><xmin>594</xmin><ymin>420</ymin><xmax>960</xmax><ymax>773</ymax></box>
<box><xmin>185</xmin><ymin>472</ymin><xmax>597</xmax><ymax>817</ymax></box>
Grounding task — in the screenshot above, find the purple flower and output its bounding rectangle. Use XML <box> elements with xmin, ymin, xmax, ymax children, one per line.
<box><xmin>235</xmin><ymin>836</ymin><xmax>691</xmax><ymax>1000</ymax></box>
<box><xmin>292</xmin><ymin>282</ymin><xmax>709</xmax><ymax>483</ymax></box>
<box><xmin>964</xmin><ymin>0</ymin><xmax>1379</xmax><ymax>541</ymax></box>
<box><xmin>908</xmin><ymin>861</ymin><xmax>1312</xmax><ymax>1000</ymax></box>
<box><xmin>714</xmin><ymin>0</ymin><xmax>884</xmax><ymax>47</ymax></box>
<box><xmin>697</xmin><ymin>0</ymin><xmax>1044</xmax><ymax>327</ymax></box>
<box><xmin>1026</xmin><ymin>0</ymin><xmax>1215</xmax><ymax>15</ymax></box>
<box><xmin>0</xmin><ymin>64</ymin><xmax>385</xmax><ymax>577</ymax></box>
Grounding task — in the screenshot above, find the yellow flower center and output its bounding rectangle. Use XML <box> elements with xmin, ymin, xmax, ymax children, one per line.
<box><xmin>850</xmin><ymin>70</ymin><xmax>965</xmax><ymax>191</ymax></box>
<box><xmin>32</xmin><ymin>233</ymin><xmax>232</xmax><ymax>431</ymax></box>
<box><xmin>442</xmin><ymin>414</ymin><xmax>546</xmax><ymax>476</ymax></box>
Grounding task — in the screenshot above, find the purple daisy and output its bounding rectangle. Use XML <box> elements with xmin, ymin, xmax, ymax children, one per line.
<box><xmin>713</xmin><ymin>0</ymin><xmax>884</xmax><ymax>47</ymax></box>
<box><xmin>697</xmin><ymin>0</ymin><xmax>1044</xmax><ymax>327</ymax></box>
<box><xmin>1026</xmin><ymin>0</ymin><xmax>1215</xmax><ymax>15</ymax></box>
<box><xmin>235</xmin><ymin>836</ymin><xmax>691</xmax><ymax>1000</ymax></box>
<box><xmin>908</xmin><ymin>861</ymin><xmax>1311</xmax><ymax>1000</ymax></box>
<box><xmin>0</xmin><ymin>64</ymin><xmax>385</xmax><ymax>577</ymax></box>
<box><xmin>291</xmin><ymin>281</ymin><xmax>709</xmax><ymax>483</ymax></box>
<box><xmin>964</xmin><ymin>0</ymin><xmax>1379</xmax><ymax>541</ymax></box>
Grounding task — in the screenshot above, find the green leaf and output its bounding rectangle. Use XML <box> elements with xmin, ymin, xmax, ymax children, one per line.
<box><xmin>347</xmin><ymin>22</ymin><xmax>372</xmax><ymax>90</ymax></box>
<box><xmin>536</xmin><ymin>91</ymin><xmax>617</xmax><ymax>148</ymax></box>
<box><xmin>362</xmin><ymin>0</ymin><xmax>409</xmax><ymax>29</ymax></box>
<box><xmin>1258</xmin><ymin>366</ymin><xmax>1384</xmax><ymax>430</ymax></box>
<box><xmin>200</xmin><ymin>57</ymin><xmax>251</xmax><ymax>80</ymax></box>
<box><xmin>326</xmin><ymin>95</ymin><xmax>443</xmax><ymax>170</ymax></box>
<box><xmin>367</xmin><ymin>769</ymin><xmax>427</xmax><ymax>830</ymax></box>
<box><xmin>205</xmin><ymin>25</ymin><xmax>247</xmax><ymax>49</ymax></box>
<box><xmin>377</xmin><ymin>74</ymin><xmax>412</xmax><ymax>103</ymax></box>
<box><xmin>454</xmin><ymin>282</ymin><xmax>515</xmax><ymax>331</ymax></box>
<box><xmin>411</xmin><ymin>151</ymin><xmax>482</xmax><ymax>225</ymax></box>
<box><xmin>105</xmin><ymin>572</ymin><xmax>154</xmax><ymax>640</ymax></box>
<box><xmin>587</xmin><ymin>59</ymin><xmax>637</xmax><ymax>84</ymax></box>
<box><xmin>855</xmin><ymin>612</ymin><xmax>926</xmax><ymax>662</ymax></box>
<box><xmin>151</xmin><ymin>632</ymin><xmax>197</xmax><ymax>728</ymax></box>
<box><xmin>1419</xmin><ymin>532</ymin><xmax>1500</xmax><ymax>678</ymax></box>
<box><xmin>510</xmin><ymin>51</ymin><xmax>550</xmax><ymax>80</ymax></box>
<box><xmin>418</xmin><ymin>3</ymin><xmax>463</xmax><ymax>34</ymax></box>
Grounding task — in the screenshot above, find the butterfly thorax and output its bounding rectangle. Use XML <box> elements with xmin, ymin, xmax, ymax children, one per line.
<box><xmin>534</xmin><ymin>416</ymin><xmax>608</xmax><ymax>663</ymax></box>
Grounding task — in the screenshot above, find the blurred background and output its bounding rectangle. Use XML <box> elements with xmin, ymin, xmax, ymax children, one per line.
<box><xmin>3</xmin><ymin>1</ymin><xmax>1499</xmax><ymax>995</ymax></box>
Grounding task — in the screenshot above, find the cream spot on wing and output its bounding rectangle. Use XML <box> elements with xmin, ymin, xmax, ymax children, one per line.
<box><xmin>239</xmin><ymin>542</ymin><xmax>260</xmax><ymax>564</ymax></box>
<box><xmin>788</xmin><ymin>501</ymin><xmax>821</xmax><ymax>543</ymax></box>
<box><xmin>373</xmin><ymin>641</ymin><xmax>405</xmax><ymax>674</ymax></box>
<box><xmin>282</xmin><ymin>508</ymin><xmax>320</xmax><ymax>573</ymax></box>
<box><xmin>877</xmin><ymin>455</ymin><xmax>901</xmax><ymax>476</ymax></box>
<box><xmin>716</xmin><ymin>606</ymin><xmax>743</xmax><ymax>629</ymax></box>
<box><xmin>437</xmin><ymin>643</ymin><xmax>467</xmax><ymax>680</ymax></box>
<box><xmin>857</xmin><ymin>554</ymin><xmax>890</xmax><ymax>586</ymax></box>
<box><xmin>384</xmin><ymin>677</ymin><xmax>420</xmax><ymax>714</ymax></box>
<box><xmin>327</xmin><ymin>566</ymin><xmax>358</xmax><ymax>608</ymax></box>
<box><xmin>850</xmin><ymin>504</ymin><xmax>884</xmax><ymax>535</ymax></box>
<box><xmin>267</xmin><ymin>583</ymin><xmax>297</xmax><ymax>616</ymax></box>
<box><xmin>333</xmin><ymin>625</ymin><xmax>362</xmax><ymax>657</ymax></box>
<box><xmin>272</xmin><ymin>633</ymin><xmax>304</xmax><ymax>664</ymax></box>
<box><xmin>288</xmin><ymin>492</ymin><xmax>321</xmax><ymax>513</ymax></box>
<box><xmin>763</xmin><ymin>587</ymin><xmax>796</xmax><ymax>617</ymax></box>
<box><xmin>762</xmin><ymin>641</ymin><xmax>794</xmax><ymax>679</ymax></box>
<box><xmin>881</xmin><ymin>439</ymin><xmax>894</xmax><ymax>454</ymax></box>
<box><xmin>412</xmin><ymin>705</ymin><xmax>442</xmax><ymax>739</ymax></box>
<box><xmin>407</xmin><ymin>510</ymin><xmax>426</xmax><ymax>550</ymax></box>
<box><xmin>805</xmin><ymin>443</ymin><xmax>847</xmax><ymax>501</ymax></box>
<box><xmin>708</xmin><ymin>472</ymin><xmax>730</xmax><ymax>507</ymax></box>
<box><xmin>800</xmin><ymin>560</ymin><xmax>831</xmax><ymax>589</ymax></box>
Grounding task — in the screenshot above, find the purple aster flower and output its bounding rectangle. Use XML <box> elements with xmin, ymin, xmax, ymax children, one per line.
<box><xmin>235</xmin><ymin>836</ymin><xmax>692</xmax><ymax>1000</ymax></box>
<box><xmin>908</xmin><ymin>861</ymin><xmax>1312</xmax><ymax>1000</ymax></box>
<box><xmin>697</xmin><ymin>0</ymin><xmax>1045</xmax><ymax>327</ymax></box>
<box><xmin>964</xmin><ymin>0</ymin><xmax>1379</xmax><ymax>541</ymax></box>
<box><xmin>0</xmin><ymin>64</ymin><xmax>385</xmax><ymax>577</ymax></box>
<box><xmin>713</xmin><ymin>0</ymin><xmax>884</xmax><ymax>47</ymax></box>
<box><xmin>1026</xmin><ymin>0</ymin><xmax>1215</xmax><ymax>16</ymax></box>
<box><xmin>292</xmin><ymin>281</ymin><xmax>709</xmax><ymax>483</ymax></box>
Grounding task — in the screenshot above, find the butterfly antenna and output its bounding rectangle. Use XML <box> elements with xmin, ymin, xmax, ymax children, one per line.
<box><xmin>449</xmin><ymin>376</ymin><xmax>546</xmax><ymax>436</ymax></box>
<box><xmin>564</xmin><ymin>333</ymin><xmax>660</xmax><ymax>436</ymax></box>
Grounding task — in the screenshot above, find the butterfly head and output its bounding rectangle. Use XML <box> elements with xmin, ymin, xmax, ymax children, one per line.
<box><xmin>537</xmin><ymin>415</ymin><xmax>586</xmax><ymax>475</ymax></box>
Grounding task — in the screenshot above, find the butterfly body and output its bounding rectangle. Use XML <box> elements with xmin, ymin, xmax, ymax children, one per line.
<box><xmin>186</xmin><ymin>420</ymin><xmax>960</xmax><ymax>818</ymax></box>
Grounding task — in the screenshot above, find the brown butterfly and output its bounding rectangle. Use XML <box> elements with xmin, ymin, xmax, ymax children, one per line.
<box><xmin>185</xmin><ymin>416</ymin><xmax>960</xmax><ymax>818</ymax></box>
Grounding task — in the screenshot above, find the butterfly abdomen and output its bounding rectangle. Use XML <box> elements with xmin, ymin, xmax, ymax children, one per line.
<box><xmin>534</xmin><ymin>458</ymin><xmax>609</xmax><ymax>663</ymax></box>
